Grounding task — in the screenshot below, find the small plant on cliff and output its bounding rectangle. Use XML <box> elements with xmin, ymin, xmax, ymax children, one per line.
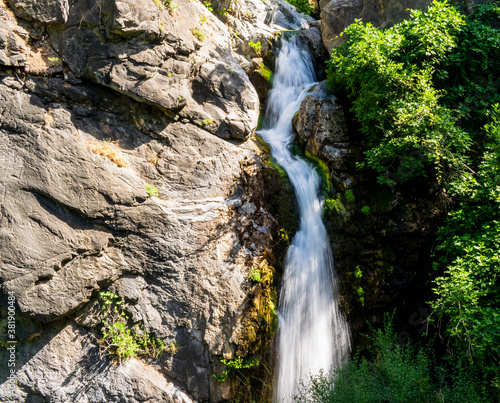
<box><xmin>248</xmin><ymin>40</ymin><xmax>262</xmax><ymax>56</ymax></box>
<box><xmin>98</xmin><ymin>291</ymin><xmax>174</xmax><ymax>364</ymax></box>
<box><xmin>191</xmin><ymin>28</ymin><xmax>205</xmax><ymax>42</ymax></box>
<box><xmin>249</xmin><ymin>266</ymin><xmax>261</xmax><ymax>283</ymax></box>
<box><xmin>199</xmin><ymin>119</ymin><xmax>214</xmax><ymax>126</ymax></box>
<box><xmin>361</xmin><ymin>206</ymin><xmax>371</xmax><ymax>216</ymax></box>
<box><xmin>202</xmin><ymin>0</ymin><xmax>213</xmax><ymax>12</ymax></box>
<box><xmin>213</xmin><ymin>356</ymin><xmax>260</xmax><ymax>382</ymax></box>
<box><xmin>344</xmin><ymin>189</ymin><xmax>355</xmax><ymax>203</ymax></box>
<box><xmin>145</xmin><ymin>183</ymin><xmax>159</xmax><ymax>197</ymax></box>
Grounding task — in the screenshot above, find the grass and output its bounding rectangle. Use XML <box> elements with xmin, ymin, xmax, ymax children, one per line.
<box><xmin>192</xmin><ymin>28</ymin><xmax>205</xmax><ymax>42</ymax></box>
<box><xmin>86</xmin><ymin>140</ymin><xmax>128</xmax><ymax>168</ymax></box>
<box><xmin>199</xmin><ymin>119</ymin><xmax>213</xmax><ymax>126</ymax></box>
<box><xmin>145</xmin><ymin>184</ymin><xmax>159</xmax><ymax>197</ymax></box>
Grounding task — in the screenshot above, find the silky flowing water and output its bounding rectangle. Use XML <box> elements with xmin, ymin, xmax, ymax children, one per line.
<box><xmin>257</xmin><ymin>37</ymin><xmax>351</xmax><ymax>402</ymax></box>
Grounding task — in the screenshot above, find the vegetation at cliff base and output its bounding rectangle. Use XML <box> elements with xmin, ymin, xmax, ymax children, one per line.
<box><xmin>295</xmin><ymin>315</ymin><xmax>490</xmax><ymax>402</ymax></box>
<box><xmin>318</xmin><ymin>0</ymin><xmax>500</xmax><ymax>400</ymax></box>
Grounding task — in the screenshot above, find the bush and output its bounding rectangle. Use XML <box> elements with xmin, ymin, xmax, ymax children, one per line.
<box><xmin>284</xmin><ymin>0</ymin><xmax>315</xmax><ymax>15</ymax></box>
<box><xmin>98</xmin><ymin>291</ymin><xmax>174</xmax><ymax>363</ymax></box>
<box><xmin>295</xmin><ymin>315</ymin><xmax>491</xmax><ymax>402</ymax></box>
<box><xmin>326</xmin><ymin>2</ymin><xmax>500</xmax><ymax>397</ymax></box>
<box><xmin>327</xmin><ymin>0</ymin><xmax>467</xmax><ymax>187</ymax></box>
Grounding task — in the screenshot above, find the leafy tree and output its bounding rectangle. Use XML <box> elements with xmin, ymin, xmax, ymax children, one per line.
<box><xmin>326</xmin><ymin>0</ymin><xmax>500</xmax><ymax>398</ymax></box>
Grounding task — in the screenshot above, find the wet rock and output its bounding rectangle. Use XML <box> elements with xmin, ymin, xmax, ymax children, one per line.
<box><xmin>247</xmin><ymin>57</ymin><xmax>273</xmax><ymax>103</ymax></box>
<box><xmin>294</xmin><ymin>80</ymin><xmax>354</xmax><ymax>170</ymax></box>
<box><xmin>297</xmin><ymin>26</ymin><xmax>329</xmax><ymax>79</ymax></box>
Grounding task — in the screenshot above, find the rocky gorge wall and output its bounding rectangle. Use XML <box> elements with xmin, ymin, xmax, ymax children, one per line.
<box><xmin>0</xmin><ymin>0</ymin><xmax>310</xmax><ymax>400</ymax></box>
<box><xmin>0</xmin><ymin>0</ymin><xmax>480</xmax><ymax>401</ymax></box>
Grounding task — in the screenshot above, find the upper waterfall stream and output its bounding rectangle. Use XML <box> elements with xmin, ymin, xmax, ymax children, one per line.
<box><xmin>257</xmin><ymin>37</ymin><xmax>351</xmax><ymax>402</ymax></box>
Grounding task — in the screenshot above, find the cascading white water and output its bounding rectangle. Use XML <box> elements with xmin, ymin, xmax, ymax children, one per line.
<box><xmin>258</xmin><ymin>36</ymin><xmax>351</xmax><ymax>402</ymax></box>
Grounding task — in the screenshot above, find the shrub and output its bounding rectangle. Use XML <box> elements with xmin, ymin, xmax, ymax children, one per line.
<box><xmin>327</xmin><ymin>2</ymin><xmax>500</xmax><ymax>395</ymax></box>
<box><xmin>327</xmin><ymin>0</ymin><xmax>467</xmax><ymax>186</ymax></box>
<box><xmin>213</xmin><ymin>356</ymin><xmax>260</xmax><ymax>382</ymax></box>
<box><xmin>248</xmin><ymin>40</ymin><xmax>262</xmax><ymax>56</ymax></box>
<box><xmin>199</xmin><ymin>119</ymin><xmax>214</xmax><ymax>126</ymax></box>
<box><xmin>98</xmin><ymin>291</ymin><xmax>175</xmax><ymax>363</ymax></box>
<box><xmin>295</xmin><ymin>314</ymin><xmax>490</xmax><ymax>402</ymax></box>
<box><xmin>145</xmin><ymin>184</ymin><xmax>159</xmax><ymax>197</ymax></box>
<box><xmin>192</xmin><ymin>28</ymin><xmax>205</xmax><ymax>42</ymax></box>
<box><xmin>284</xmin><ymin>0</ymin><xmax>315</xmax><ymax>16</ymax></box>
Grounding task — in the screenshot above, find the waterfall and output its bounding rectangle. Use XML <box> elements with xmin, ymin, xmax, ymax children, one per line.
<box><xmin>257</xmin><ymin>36</ymin><xmax>351</xmax><ymax>402</ymax></box>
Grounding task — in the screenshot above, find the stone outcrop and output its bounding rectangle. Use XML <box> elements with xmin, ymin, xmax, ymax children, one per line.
<box><xmin>294</xmin><ymin>81</ymin><xmax>355</xmax><ymax>171</ymax></box>
<box><xmin>0</xmin><ymin>0</ymin><xmax>306</xmax><ymax>400</ymax></box>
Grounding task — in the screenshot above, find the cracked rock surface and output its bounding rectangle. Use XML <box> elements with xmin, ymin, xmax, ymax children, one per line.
<box><xmin>0</xmin><ymin>0</ymin><xmax>307</xmax><ymax>399</ymax></box>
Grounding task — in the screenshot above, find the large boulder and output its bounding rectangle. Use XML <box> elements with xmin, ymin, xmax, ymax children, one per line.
<box><xmin>294</xmin><ymin>81</ymin><xmax>356</xmax><ymax>171</ymax></box>
<box><xmin>0</xmin><ymin>73</ymin><xmax>282</xmax><ymax>401</ymax></box>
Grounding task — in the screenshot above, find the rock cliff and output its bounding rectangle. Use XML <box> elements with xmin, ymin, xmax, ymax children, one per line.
<box><xmin>0</xmin><ymin>0</ymin><xmax>306</xmax><ymax>400</ymax></box>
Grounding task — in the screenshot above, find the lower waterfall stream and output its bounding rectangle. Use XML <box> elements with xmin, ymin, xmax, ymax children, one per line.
<box><xmin>257</xmin><ymin>36</ymin><xmax>351</xmax><ymax>402</ymax></box>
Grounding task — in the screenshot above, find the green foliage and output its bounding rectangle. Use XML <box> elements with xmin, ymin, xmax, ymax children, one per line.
<box><xmin>431</xmin><ymin>109</ymin><xmax>500</xmax><ymax>377</ymax></box>
<box><xmin>213</xmin><ymin>356</ymin><xmax>260</xmax><ymax>382</ymax></box>
<box><xmin>145</xmin><ymin>183</ymin><xmax>159</xmax><ymax>197</ymax></box>
<box><xmin>327</xmin><ymin>2</ymin><xmax>500</xmax><ymax>396</ymax></box>
<box><xmin>284</xmin><ymin>0</ymin><xmax>314</xmax><ymax>16</ymax></box>
<box><xmin>98</xmin><ymin>291</ymin><xmax>175</xmax><ymax>363</ymax></box>
<box><xmin>192</xmin><ymin>28</ymin><xmax>205</xmax><ymax>42</ymax></box>
<box><xmin>248</xmin><ymin>40</ymin><xmax>262</xmax><ymax>56</ymax></box>
<box><xmin>327</xmin><ymin>0</ymin><xmax>468</xmax><ymax>186</ymax></box>
<box><xmin>361</xmin><ymin>206</ymin><xmax>371</xmax><ymax>216</ymax></box>
<box><xmin>202</xmin><ymin>0</ymin><xmax>213</xmax><ymax>12</ymax></box>
<box><xmin>249</xmin><ymin>266</ymin><xmax>261</xmax><ymax>283</ymax></box>
<box><xmin>344</xmin><ymin>189</ymin><xmax>355</xmax><ymax>203</ymax></box>
<box><xmin>199</xmin><ymin>118</ymin><xmax>214</xmax><ymax>126</ymax></box>
<box><xmin>295</xmin><ymin>315</ymin><xmax>490</xmax><ymax>402</ymax></box>
<box><xmin>353</xmin><ymin>266</ymin><xmax>362</xmax><ymax>279</ymax></box>
<box><xmin>219</xmin><ymin>7</ymin><xmax>231</xmax><ymax>16</ymax></box>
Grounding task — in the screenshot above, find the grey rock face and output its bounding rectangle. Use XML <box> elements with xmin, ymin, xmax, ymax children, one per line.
<box><xmin>0</xmin><ymin>0</ymin><xmax>28</xmax><ymax>66</ymax></box>
<box><xmin>320</xmin><ymin>0</ymin><xmax>433</xmax><ymax>52</ymax></box>
<box><xmin>7</xmin><ymin>0</ymin><xmax>69</xmax><ymax>23</ymax></box>
<box><xmin>294</xmin><ymin>81</ymin><xmax>354</xmax><ymax>171</ymax></box>
<box><xmin>0</xmin><ymin>74</ymin><xmax>278</xmax><ymax>401</ymax></box>
<box><xmin>0</xmin><ymin>323</ymin><xmax>195</xmax><ymax>402</ymax></box>
<box><xmin>0</xmin><ymin>0</ymin><xmax>289</xmax><ymax>399</ymax></box>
